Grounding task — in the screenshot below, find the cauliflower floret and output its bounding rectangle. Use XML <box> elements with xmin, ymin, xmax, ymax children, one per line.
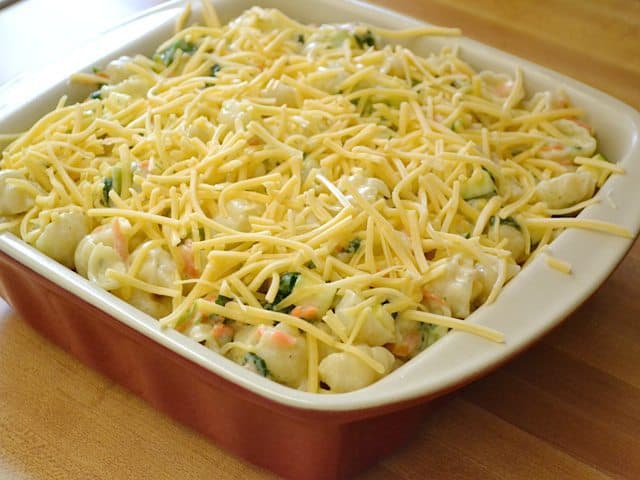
<box><xmin>307</xmin><ymin>62</ymin><xmax>349</xmax><ymax>94</ymax></box>
<box><xmin>218</xmin><ymin>99</ymin><xmax>254</xmax><ymax>128</ymax></box>
<box><xmin>188</xmin><ymin>116</ymin><xmax>215</xmax><ymax>144</ymax></box>
<box><xmin>185</xmin><ymin>322</ymin><xmax>214</xmax><ymax>344</ymax></box>
<box><xmin>0</xmin><ymin>170</ymin><xmax>37</xmax><ymax>216</ymax></box>
<box><xmin>127</xmin><ymin>289</ymin><xmax>172</xmax><ymax>318</ymax></box>
<box><xmin>103</xmin><ymin>91</ymin><xmax>131</xmax><ymax>114</ymax></box>
<box><xmin>535</xmin><ymin>168</ymin><xmax>596</xmax><ymax>209</ymax></box>
<box><xmin>497</xmin><ymin>223</ymin><xmax>527</xmax><ymax>263</ymax></box>
<box><xmin>540</xmin><ymin>119</ymin><xmax>597</xmax><ymax>161</ymax></box>
<box><xmin>339</xmin><ymin>168</ymin><xmax>390</xmax><ymax>204</ymax></box>
<box><xmin>318</xmin><ymin>346</ymin><xmax>395</xmax><ymax>393</ymax></box>
<box><xmin>426</xmin><ymin>255</ymin><xmax>478</xmax><ymax>319</ymax></box>
<box><xmin>75</xmin><ymin>218</ymin><xmax>131</xmax><ymax>278</ymax></box>
<box><xmin>254</xmin><ymin>323</ymin><xmax>307</xmax><ymax>387</ymax></box>
<box><xmin>215</xmin><ymin>198</ymin><xmax>265</xmax><ymax>232</ymax></box>
<box><xmin>303</xmin><ymin>25</ymin><xmax>351</xmax><ymax>55</ymax></box>
<box><xmin>474</xmin><ymin>262</ymin><xmax>498</xmax><ymax>303</ymax></box>
<box><xmin>35</xmin><ymin>211</ymin><xmax>89</xmax><ymax>268</ymax></box>
<box><xmin>103</xmin><ymin>56</ymin><xmax>135</xmax><ymax>83</ymax></box>
<box><xmin>260</xmin><ymin>80</ymin><xmax>299</xmax><ymax>107</ymax></box>
<box><xmin>477</xmin><ymin>72</ymin><xmax>522</xmax><ymax>105</ymax></box>
<box><xmin>119</xmin><ymin>243</ymin><xmax>177</xmax><ymax>318</ymax></box>
<box><xmin>335</xmin><ymin>290</ymin><xmax>396</xmax><ymax>346</ymax></box>
<box><xmin>85</xmin><ymin>243</ymin><xmax>127</xmax><ymax>290</ymax></box>
<box><xmin>129</xmin><ymin>244</ymin><xmax>179</xmax><ymax>289</ymax></box>
<box><xmin>103</xmin><ymin>76</ymin><xmax>153</xmax><ymax>100</ymax></box>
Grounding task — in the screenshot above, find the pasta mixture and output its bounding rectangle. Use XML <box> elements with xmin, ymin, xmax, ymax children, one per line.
<box><xmin>0</xmin><ymin>7</ymin><xmax>629</xmax><ymax>393</ymax></box>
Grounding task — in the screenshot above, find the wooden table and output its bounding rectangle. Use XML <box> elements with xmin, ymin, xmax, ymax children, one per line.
<box><xmin>1</xmin><ymin>1</ymin><xmax>639</xmax><ymax>478</ymax></box>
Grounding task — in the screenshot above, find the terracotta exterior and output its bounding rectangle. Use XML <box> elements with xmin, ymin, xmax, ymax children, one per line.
<box><xmin>0</xmin><ymin>251</ymin><xmax>436</xmax><ymax>479</ymax></box>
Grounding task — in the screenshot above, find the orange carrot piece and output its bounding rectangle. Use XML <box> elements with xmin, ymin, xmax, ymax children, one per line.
<box><xmin>422</xmin><ymin>289</ymin><xmax>446</xmax><ymax>307</ymax></box>
<box><xmin>291</xmin><ymin>305</ymin><xmax>319</xmax><ymax>320</ymax></box>
<box><xmin>111</xmin><ymin>219</ymin><xmax>128</xmax><ymax>261</ymax></box>
<box><xmin>271</xmin><ymin>330</ymin><xmax>297</xmax><ymax>347</ymax></box>
<box><xmin>179</xmin><ymin>239</ymin><xmax>200</xmax><ymax>278</ymax></box>
<box><xmin>212</xmin><ymin>323</ymin><xmax>233</xmax><ymax>339</ymax></box>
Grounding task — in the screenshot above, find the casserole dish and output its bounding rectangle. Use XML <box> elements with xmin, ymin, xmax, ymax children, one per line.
<box><xmin>1</xmin><ymin>1</ymin><xmax>639</xmax><ymax>478</ymax></box>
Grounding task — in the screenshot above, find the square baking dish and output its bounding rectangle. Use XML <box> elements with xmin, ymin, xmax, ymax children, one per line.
<box><xmin>1</xmin><ymin>1</ymin><xmax>639</xmax><ymax>479</ymax></box>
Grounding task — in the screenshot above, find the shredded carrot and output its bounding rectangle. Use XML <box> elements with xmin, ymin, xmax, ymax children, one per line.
<box><xmin>111</xmin><ymin>218</ymin><xmax>128</xmax><ymax>261</ymax></box>
<box><xmin>422</xmin><ymin>289</ymin><xmax>446</xmax><ymax>307</ymax></box>
<box><xmin>212</xmin><ymin>323</ymin><xmax>233</xmax><ymax>339</ymax></box>
<box><xmin>271</xmin><ymin>329</ymin><xmax>297</xmax><ymax>347</ymax></box>
<box><xmin>541</xmin><ymin>144</ymin><xmax>565</xmax><ymax>152</ymax></box>
<box><xmin>291</xmin><ymin>305</ymin><xmax>319</xmax><ymax>320</ymax></box>
<box><xmin>495</xmin><ymin>81</ymin><xmax>512</xmax><ymax>97</ymax></box>
<box><xmin>386</xmin><ymin>330</ymin><xmax>421</xmax><ymax>358</ymax></box>
<box><xmin>569</xmin><ymin>118</ymin><xmax>593</xmax><ymax>133</ymax></box>
<box><xmin>179</xmin><ymin>239</ymin><xmax>200</xmax><ymax>278</ymax></box>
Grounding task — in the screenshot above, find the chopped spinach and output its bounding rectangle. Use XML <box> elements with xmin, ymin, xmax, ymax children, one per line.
<box><xmin>102</xmin><ymin>166</ymin><xmax>124</xmax><ymax>206</ymax></box>
<box><xmin>489</xmin><ymin>215</ymin><xmax>521</xmax><ymax>231</ymax></box>
<box><xmin>345</xmin><ymin>237</ymin><xmax>362</xmax><ymax>254</ymax></box>
<box><xmin>244</xmin><ymin>352</ymin><xmax>269</xmax><ymax>377</ymax></box>
<box><xmin>275</xmin><ymin>272</ymin><xmax>300</xmax><ymax>304</ymax></box>
<box><xmin>215</xmin><ymin>295</ymin><xmax>233</xmax><ymax>306</ymax></box>
<box><xmin>263</xmin><ymin>272</ymin><xmax>300</xmax><ymax>311</ymax></box>
<box><xmin>102</xmin><ymin>177</ymin><xmax>113</xmax><ymax>207</ymax></box>
<box><xmin>354</xmin><ymin>30</ymin><xmax>376</xmax><ymax>48</ymax></box>
<box><xmin>154</xmin><ymin>40</ymin><xmax>198</xmax><ymax>66</ymax></box>
<box><xmin>297</xmin><ymin>33</ymin><xmax>305</xmax><ymax>44</ymax></box>
<box><xmin>210</xmin><ymin>63</ymin><xmax>221</xmax><ymax>77</ymax></box>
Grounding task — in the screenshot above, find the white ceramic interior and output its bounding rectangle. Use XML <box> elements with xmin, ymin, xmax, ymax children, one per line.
<box><xmin>1</xmin><ymin>0</ymin><xmax>639</xmax><ymax>412</ymax></box>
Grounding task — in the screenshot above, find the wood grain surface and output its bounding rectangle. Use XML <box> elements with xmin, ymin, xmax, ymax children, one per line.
<box><xmin>1</xmin><ymin>0</ymin><xmax>639</xmax><ymax>478</ymax></box>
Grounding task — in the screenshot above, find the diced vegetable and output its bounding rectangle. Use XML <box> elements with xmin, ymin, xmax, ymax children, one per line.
<box><xmin>354</xmin><ymin>30</ymin><xmax>376</xmax><ymax>49</ymax></box>
<box><xmin>290</xmin><ymin>305</ymin><xmax>319</xmax><ymax>320</ymax></box>
<box><xmin>344</xmin><ymin>237</ymin><xmax>362</xmax><ymax>254</ymax></box>
<box><xmin>102</xmin><ymin>177</ymin><xmax>113</xmax><ymax>206</ymax></box>
<box><xmin>279</xmin><ymin>275</ymin><xmax>337</xmax><ymax>316</ymax></box>
<box><xmin>215</xmin><ymin>294</ymin><xmax>233</xmax><ymax>306</ymax></box>
<box><xmin>212</xmin><ymin>323</ymin><xmax>234</xmax><ymax>342</ymax></box>
<box><xmin>274</xmin><ymin>272</ymin><xmax>300</xmax><ymax>303</ymax></box>
<box><xmin>210</xmin><ymin>64</ymin><xmax>221</xmax><ymax>77</ymax></box>
<box><xmin>154</xmin><ymin>40</ymin><xmax>198</xmax><ymax>66</ymax></box>
<box><xmin>461</xmin><ymin>168</ymin><xmax>496</xmax><ymax>200</ymax></box>
<box><xmin>263</xmin><ymin>272</ymin><xmax>300</xmax><ymax>312</ymax></box>
<box><xmin>244</xmin><ymin>352</ymin><xmax>269</xmax><ymax>377</ymax></box>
